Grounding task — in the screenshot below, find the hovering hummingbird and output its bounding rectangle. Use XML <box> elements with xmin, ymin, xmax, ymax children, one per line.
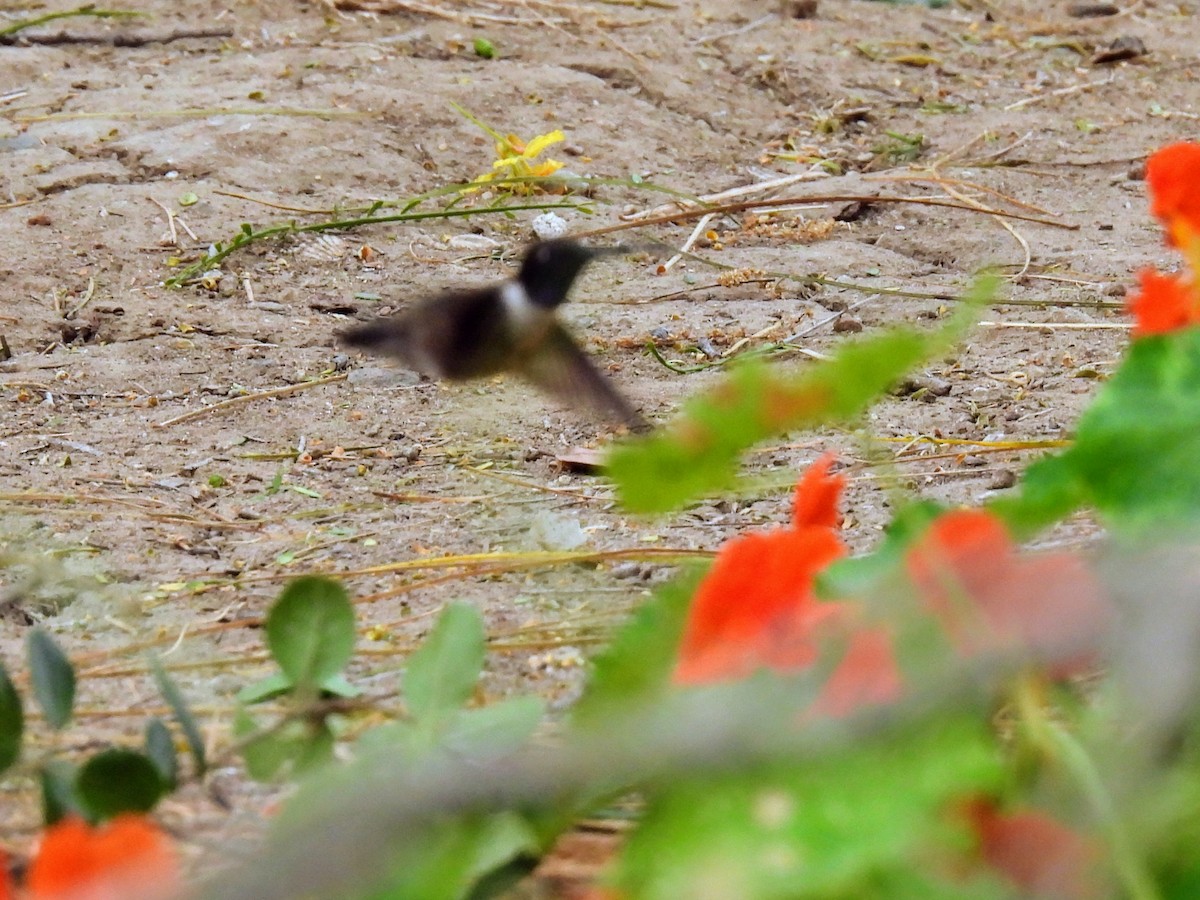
<box><xmin>340</xmin><ymin>239</ymin><xmax>649</xmax><ymax>431</ymax></box>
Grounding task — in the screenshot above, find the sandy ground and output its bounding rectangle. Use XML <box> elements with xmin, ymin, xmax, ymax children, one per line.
<box><xmin>1</xmin><ymin>0</ymin><xmax>1196</xmax><ymax>882</ymax></box>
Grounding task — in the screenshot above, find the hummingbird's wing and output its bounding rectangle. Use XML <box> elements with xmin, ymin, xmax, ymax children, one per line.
<box><xmin>518</xmin><ymin>322</ymin><xmax>650</xmax><ymax>432</ymax></box>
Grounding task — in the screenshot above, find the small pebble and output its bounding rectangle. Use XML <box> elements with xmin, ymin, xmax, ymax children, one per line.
<box><xmin>532</xmin><ymin>212</ymin><xmax>568</xmax><ymax>240</ymax></box>
<box><xmin>988</xmin><ymin>469</ymin><xmax>1018</xmax><ymax>490</ymax></box>
<box><xmin>833</xmin><ymin>315</ymin><xmax>863</xmax><ymax>334</ymax></box>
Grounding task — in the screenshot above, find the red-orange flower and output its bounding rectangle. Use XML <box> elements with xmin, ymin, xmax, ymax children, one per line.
<box><xmin>1126</xmin><ymin>268</ymin><xmax>1200</xmax><ymax>337</ymax></box>
<box><xmin>1127</xmin><ymin>143</ymin><xmax>1200</xmax><ymax>335</ymax></box>
<box><xmin>673</xmin><ymin>454</ymin><xmax>850</xmax><ymax>685</ymax></box>
<box><xmin>964</xmin><ymin>799</ymin><xmax>1098</xmax><ymax>899</ymax></box>
<box><xmin>0</xmin><ymin>850</ymin><xmax>13</xmax><ymax>900</ymax></box>
<box><xmin>1146</xmin><ymin>142</ymin><xmax>1200</xmax><ymax>251</ymax></box>
<box><xmin>809</xmin><ymin>626</ymin><xmax>902</xmax><ymax>718</ymax></box>
<box><xmin>905</xmin><ymin>510</ymin><xmax>1108</xmax><ymax>672</ymax></box>
<box><xmin>22</xmin><ymin>815</ymin><xmax>180</xmax><ymax>900</ymax></box>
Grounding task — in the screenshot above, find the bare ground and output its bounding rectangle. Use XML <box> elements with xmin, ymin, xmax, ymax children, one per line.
<box><xmin>1</xmin><ymin>0</ymin><xmax>1196</xmax><ymax>882</ymax></box>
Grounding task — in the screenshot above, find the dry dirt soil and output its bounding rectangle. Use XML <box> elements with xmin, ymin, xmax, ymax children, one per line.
<box><xmin>0</xmin><ymin>0</ymin><xmax>1197</xmax><ymax>884</ymax></box>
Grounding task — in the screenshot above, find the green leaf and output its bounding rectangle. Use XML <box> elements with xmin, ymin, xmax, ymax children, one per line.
<box><xmin>608</xmin><ymin>280</ymin><xmax>992</xmax><ymax>513</ymax></box>
<box><xmin>40</xmin><ymin>759</ymin><xmax>79</xmax><ymax>825</ymax></box>
<box><xmin>144</xmin><ymin>717</ymin><xmax>178</xmax><ymax>789</ymax></box>
<box><xmin>0</xmin><ymin>661</ymin><xmax>23</xmax><ymax>774</ymax></box>
<box><xmin>319</xmin><ymin>673</ymin><xmax>362</xmax><ymax>699</ymax></box>
<box><xmin>613</xmin><ymin>716</ymin><xmax>1004</xmax><ymax>899</ymax></box>
<box><xmin>266</xmin><ymin>577</ymin><xmax>356</xmax><ymax>692</ymax></box>
<box><xmin>404</xmin><ymin>604</ymin><xmax>486</xmax><ymax>722</ymax></box>
<box><xmin>76</xmin><ymin>749</ymin><xmax>167</xmax><ymax>820</ymax></box>
<box><xmin>237</xmin><ymin>710</ymin><xmax>335</xmax><ymax>782</ymax></box>
<box><xmin>1057</xmin><ymin>331</ymin><xmax>1200</xmax><ymax>532</ymax></box>
<box><xmin>238</xmin><ymin>671</ymin><xmax>295</xmax><ymax>704</ymax></box>
<box><xmin>28</xmin><ymin>628</ymin><xmax>75</xmax><ymax>730</ymax></box>
<box><xmin>443</xmin><ymin>696</ymin><xmax>544</xmax><ymax>760</ymax></box>
<box><xmin>362</xmin><ymin>812</ymin><xmax>539</xmax><ymax>900</ymax></box>
<box><xmin>150</xmin><ymin>655</ymin><xmax>207</xmax><ymax>777</ymax></box>
<box><xmin>572</xmin><ymin>573</ymin><xmax>698</xmax><ymax>726</ymax></box>
<box><xmin>996</xmin><ymin>329</ymin><xmax>1200</xmax><ymax>537</ymax></box>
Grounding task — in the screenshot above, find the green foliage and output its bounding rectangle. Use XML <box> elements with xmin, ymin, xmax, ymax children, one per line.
<box><xmin>614</xmin><ymin>717</ymin><xmax>1004</xmax><ymax>899</ymax></box>
<box><xmin>360</xmin><ymin>604</ymin><xmax>543</xmax><ymax>763</ymax></box>
<box><xmin>0</xmin><ymin>661</ymin><xmax>22</xmax><ymax>775</ymax></box>
<box><xmin>609</xmin><ymin>280</ymin><xmax>993</xmax><ymax>513</ymax></box>
<box><xmin>40</xmin><ymin>759</ymin><xmax>78</xmax><ymax>825</ymax></box>
<box><xmin>404</xmin><ymin>603</ymin><xmax>486</xmax><ymax>723</ymax></box>
<box><xmin>361</xmin><ymin>813</ymin><xmax>539</xmax><ymax>900</ymax></box>
<box><xmin>995</xmin><ymin>329</ymin><xmax>1200</xmax><ymax>537</ymax></box>
<box><xmin>266</xmin><ymin>576</ymin><xmax>357</xmax><ymax>695</ymax></box>
<box><xmin>571</xmin><ymin>572</ymin><xmax>697</xmax><ymax>726</ymax></box>
<box><xmin>75</xmin><ymin>748</ymin><xmax>168</xmax><ymax>820</ymax></box>
<box><xmin>236</xmin><ymin>576</ymin><xmax>358</xmax><ymax>781</ymax></box>
<box><xmin>144</xmin><ymin>717</ymin><xmax>178</xmax><ymax>790</ymax></box>
<box><xmin>151</xmin><ymin>654</ymin><xmax>207</xmax><ymax>778</ymax></box>
<box><xmin>27</xmin><ymin>628</ymin><xmax>75</xmax><ymax>731</ymax></box>
<box><xmin>237</xmin><ymin>711</ymin><xmax>337</xmax><ymax>782</ymax></box>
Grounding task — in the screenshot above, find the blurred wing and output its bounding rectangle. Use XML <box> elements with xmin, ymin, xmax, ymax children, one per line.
<box><xmin>519</xmin><ymin>323</ymin><xmax>650</xmax><ymax>432</ymax></box>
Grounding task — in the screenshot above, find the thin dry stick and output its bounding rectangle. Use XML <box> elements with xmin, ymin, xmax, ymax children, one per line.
<box><xmin>1005</xmin><ymin>74</ymin><xmax>1116</xmax><ymax>111</ymax></box>
<box><xmin>660</xmin><ymin>212</ymin><xmax>716</xmax><ymax>274</ymax></box>
<box><xmin>148</xmin><ymin>196</ymin><xmax>179</xmax><ymax>246</ymax></box>
<box><xmin>572</xmin><ymin>193</ymin><xmax>1078</xmax><ymax>241</ymax></box>
<box><xmin>152</xmin><ymin>372</ymin><xmax>348</xmax><ymax>428</ymax></box>
<box><xmin>978</xmin><ymin>320</ymin><xmax>1131</xmax><ymax>330</ymax></box>
<box><xmin>622</xmin><ymin>169</ymin><xmax>830</xmax><ymax>222</ymax></box>
<box><xmin>63</xmin><ymin>277</ymin><xmax>96</xmax><ymax>319</ymax></box>
<box><xmin>879</xmin><ymin>171</ymin><xmax>1055</xmax><ymax>216</ymax></box>
<box><xmin>945</xmin><ymin>180</ymin><xmax>1033</xmax><ymax>277</ymax></box>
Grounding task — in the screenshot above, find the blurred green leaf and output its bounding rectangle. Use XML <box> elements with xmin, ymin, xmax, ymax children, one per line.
<box><xmin>613</xmin><ymin>716</ymin><xmax>1004</xmax><ymax>899</ymax></box>
<box><xmin>40</xmin><ymin>759</ymin><xmax>79</xmax><ymax>826</ymax></box>
<box><xmin>0</xmin><ymin>661</ymin><xmax>23</xmax><ymax>774</ymax></box>
<box><xmin>572</xmin><ymin>573</ymin><xmax>697</xmax><ymax>727</ymax></box>
<box><xmin>405</xmin><ymin>604</ymin><xmax>486</xmax><ymax>722</ymax></box>
<box><xmin>443</xmin><ymin>696</ymin><xmax>544</xmax><ymax>760</ymax></box>
<box><xmin>144</xmin><ymin>717</ymin><xmax>178</xmax><ymax>790</ymax></box>
<box><xmin>150</xmin><ymin>655</ymin><xmax>207</xmax><ymax>777</ymax></box>
<box><xmin>76</xmin><ymin>749</ymin><xmax>166</xmax><ymax>820</ymax></box>
<box><xmin>28</xmin><ymin>628</ymin><xmax>75</xmax><ymax>731</ymax></box>
<box><xmin>238</xmin><ymin>671</ymin><xmax>294</xmax><ymax>705</ymax></box>
<box><xmin>609</xmin><ymin>280</ymin><xmax>992</xmax><ymax>513</ymax></box>
<box><xmin>361</xmin><ymin>812</ymin><xmax>538</xmax><ymax>900</ymax></box>
<box><xmin>237</xmin><ymin>710</ymin><xmax>335</xmax><ymax>783</ymax></box>
<box><xmin>267</xmin><ymin>577</ymin><xmax>356</xmax><ymax>692</ymax></box>
<box><xmin>995</xmin><ymin>329</ymin><xmax>1200</xmax><ymax>537</ymax></box>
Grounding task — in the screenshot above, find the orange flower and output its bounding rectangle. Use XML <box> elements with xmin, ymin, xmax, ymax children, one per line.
<box><xmin>673</xmin><ymin>454</ymin><xmax>850</xmax><ymax>685</ymax></box>
<box><xmin>905</xmin><ymin>510</ymin><xmax>1107</xmax><ymax>672</ymax></box>
<box><xmin>1146</xmin><ymin>142</ymin><xmax>1200</xmax><ymax>251</ymax></box>
<box><xmin>964</xmin><ymin>798</ymin><xmax>1098</xmax><ymax>899</ymax></box>
<box><xmin>809</xmin><ymin>626</ymin><xmax>902</xmax><ymax>718</ymax></box>
<box><xmin>0</xmin><ymin>850</ymin><xmax>13</xmax><ymax>900</ymax></box>
<box><xmin>24</xmin><ymin>815</ymin><xmax>180</xmax><ymax>900</ymax></box>
<box><xmin>1126</xmin><ymin>268</ymin><xmax>1200</xmax><ymax>337</ymax></box>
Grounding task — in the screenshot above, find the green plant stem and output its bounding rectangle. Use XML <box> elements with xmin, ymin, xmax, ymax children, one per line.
<box><xmin>164</xmin><ymin>201</ymin><xmax>589</xmax><ymax>287</ymax></box>
<box><xmin>1015</xmin><ymin>680</ymin><xmax>1160</xmax><ymax>900</ymax></box>
<box><xmin>0</xmin><ymin>5</ymin><xmax>142</xmax><ymax>38</ymax></box>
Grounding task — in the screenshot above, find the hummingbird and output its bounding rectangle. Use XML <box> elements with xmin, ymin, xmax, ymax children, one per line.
<box><xmin>340</xmin><ymin>239</ymin><xmax>649</xmax><ymax>432</ymax></box>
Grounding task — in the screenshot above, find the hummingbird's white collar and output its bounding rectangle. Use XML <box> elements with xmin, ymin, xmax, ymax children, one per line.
<box><xmin>499</xmin><ymin>279</ymin><xmax>543</xmax><ymax>331</ymax></box>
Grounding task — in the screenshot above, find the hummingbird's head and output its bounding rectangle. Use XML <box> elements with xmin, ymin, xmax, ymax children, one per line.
<box><xmin>517</xmin><ymin>239</ymin><xmax>601</xmax><ymax>308</ymax></box>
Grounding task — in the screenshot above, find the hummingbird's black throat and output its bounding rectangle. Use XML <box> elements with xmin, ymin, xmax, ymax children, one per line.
<box><xmin>340</xmin><ymin>239</ymin><xmax>649</xmax><ymax>432</ymax></box>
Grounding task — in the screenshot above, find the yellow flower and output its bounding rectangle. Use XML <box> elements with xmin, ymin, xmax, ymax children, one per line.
<box><xmin>452</xmin><ymin>103</ymin><xmax>568</xmax><ymax>194</ymax></box>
